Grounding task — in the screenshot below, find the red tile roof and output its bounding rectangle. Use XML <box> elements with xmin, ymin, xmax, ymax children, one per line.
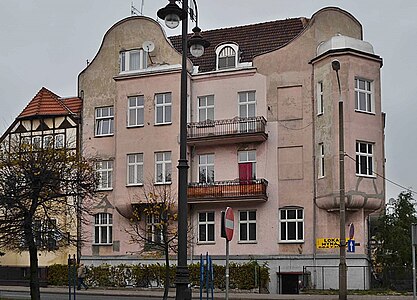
<box><xmin>61</xmin><ymin>97</ymin><xmax>82</xmax><ymax>115</ymax></box>
<box><xmin>168</xmin><ymin>17</ymin><xmax>308</xmax><ymax>72</ymax></box>
<box><xmin>18</xmin><ymin>87</ymin><xmax>82</xmax><ymax>119</ymax></box>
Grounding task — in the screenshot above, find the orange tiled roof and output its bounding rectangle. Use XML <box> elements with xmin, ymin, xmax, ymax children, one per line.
<box><xmin>18</xmin><ymin>87</ymin><xmax>82</xmax><ymax>119</ymax></box>
<box><xmin>61</xmin><ymin>97</ymin><xmax>82</xmax><ymax>115</ymax></box>
<box><xmin>169</xmin><ymin>17</ymin><xmax>307</xmax><ymax>72</ymax></box>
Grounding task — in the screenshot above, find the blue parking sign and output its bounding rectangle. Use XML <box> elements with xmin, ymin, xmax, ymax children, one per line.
<box><xmin>347</xmin><ymin>239</ymin><xmax>355</xmax><ymax>253</ymax></box>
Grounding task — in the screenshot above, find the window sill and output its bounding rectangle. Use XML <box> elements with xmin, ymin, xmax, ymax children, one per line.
<box><xmin>154</xmin><ymin>182</ymin><xmax>172</xmax><ymax>186</ymax></box>
<box><xmin>95</xmin><ymin>134</ymin><xmax>114</xmax><ymax>138</ymax></box>
<box><xmin>238</xmin><ymin>240</ymin><xmax>257</xmax><ymax>244</ymax></box>
<box><xmin>318</xmin><ymin>175</ymin><xmax>325</xmax><ymax>179</ymax></box>
<box><xmin>127</xmin><ymin>124</ymin><xmax>144</xmax><ymax>129</ymax></box>
<box><xmin>97</xmin><ymin>188</ymin><xmax>113</xmax><ymax>192</ymax></box>
<box><xmin>355</xmin><ymin>109</ymin><xmax>375</xmax><ymax>115</ymax></box>
<box><xmin>279</xmin><ymin>240</ymin><xmax>304</xmax><ymax>244</ymax></box>
<box><xmin>92</xmin><ymin>243</ymin><xmax>113</xmax><ymax>246</ymax></box>
<box><xmin>356</xmin><ymin>174</ymin><xmax>376</xmax><ymax>179</ymax></box>
<box><xmin>317</xmin><ymin>112</ymin><xmax>323</xmax><ymax>117</ymax></box>
<box><xmin>154</xmin><ymin>122</ymin><xmax>172</xmax><ymax>126</ymax></box>
<box><xmin>126</xmin><ymin>183</ymin><xmax>144</xmax><ymax>187</ymax></box>
<box><xmin>197</xmin><ymin>241</ymin><xmax>216</xmax><ymax>245</ymax></box>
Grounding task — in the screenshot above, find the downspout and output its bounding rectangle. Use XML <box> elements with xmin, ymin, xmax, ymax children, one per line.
<box><xmin>310</xmin><ymin>62</ymin><xmax>317</xmax><ymax>289</ymax></box>
<box><xmin>189</xmin><ymin>73</ymin><xmax>194</xmax><ymax>264</ymax></box>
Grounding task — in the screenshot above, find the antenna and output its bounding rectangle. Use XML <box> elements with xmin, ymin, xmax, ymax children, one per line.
<box><xmin>131</xmin><ymin>1</ymin><xmax>142</xmax><ymax>16</ymax></box>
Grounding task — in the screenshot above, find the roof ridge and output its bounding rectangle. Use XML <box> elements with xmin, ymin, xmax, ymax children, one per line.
<box><xmin>170</xmin><ymin>17</ymin><xmax>306</xmax><ymax>38</ymax></box>
<box><xmin>18</xmin><ymin>87</ymin><xmax>73</xmax><ymax>119</ymax></box>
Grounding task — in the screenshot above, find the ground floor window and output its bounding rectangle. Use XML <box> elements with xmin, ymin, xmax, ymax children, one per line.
<box><xmin>279</xmin><ymin>207</ymin><xmax>303</xmax><ymax>242</ymax></box>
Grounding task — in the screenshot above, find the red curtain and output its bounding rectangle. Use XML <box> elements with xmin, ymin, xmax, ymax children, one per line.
<box><xmin>239</xmin><ymin>163</ymin><xmax>253</xmax><ymax>184</ymax></box>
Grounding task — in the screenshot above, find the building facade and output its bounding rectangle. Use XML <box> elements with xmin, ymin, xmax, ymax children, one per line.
<box><xmin>0</xmin><ymin>87</ymin><xmax>82</xmax><ymax>266</ymax></box>
<box><xmin>78</xmin><ymin>7</ymin><xmax>384</xmax><ymax>294</ymax></box>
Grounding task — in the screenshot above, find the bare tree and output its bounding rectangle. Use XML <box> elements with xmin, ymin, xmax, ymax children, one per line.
<box><xmin>126</xmin><ymin>183</ymin><xmax>192</xmax><ymax>300</ymax></box>
<box><xmin>0</xmin><ymin>140</ymin><xmax>97</xmax><ymax>300</ymax></box>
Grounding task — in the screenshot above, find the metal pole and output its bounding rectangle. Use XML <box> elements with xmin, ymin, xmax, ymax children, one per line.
<box><xmin>334</xmin><ymin>64</ymin><xmax>347</xmax><ymax>300</ymax></box>
<box><xmin>175</xmin><ymin>0</ymin><xmax>191</xmax><ymax>298</ymax></box>
<box><xmin>413</xmin><ymin>244</ymin><xmax>416</xmax><ymax>300</ymax></box>
<box><xmin>225</xmin><ymin>240</ymin><xmax>230</xmax><ymax>300</ymax></box>
<box><xmin>412</xmin><ymin>224</ymin><xmax>417</xmax><ymax>300</ymax></box>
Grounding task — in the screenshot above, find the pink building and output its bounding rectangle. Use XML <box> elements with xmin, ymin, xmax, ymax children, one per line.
<box><xmin>78</xmin><ymin>7</ymin><xmax>384</xmax><ymax>294</ymax></box>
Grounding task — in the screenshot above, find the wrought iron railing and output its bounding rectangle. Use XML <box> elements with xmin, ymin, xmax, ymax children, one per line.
<box><xmin>187</xmin><ymin>116</ymin><xmax>267</xmax><ymax>139</ymax></box>
<box><xmin>188</xmin><ymin>179</ymin><xmax>268</xmax><ymax>200</ymax></box>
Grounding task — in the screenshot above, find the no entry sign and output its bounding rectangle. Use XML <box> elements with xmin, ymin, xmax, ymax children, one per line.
<box><xmin>225</xmin><ymin>207</ymin><xmax>234</xmax><ymax>241</ymax></box>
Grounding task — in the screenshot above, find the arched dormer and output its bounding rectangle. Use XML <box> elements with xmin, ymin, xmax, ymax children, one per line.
<box><xmin>215</xmin><ymin>43</ymin><xmax>239</xmax><ymax>70</ymax></box>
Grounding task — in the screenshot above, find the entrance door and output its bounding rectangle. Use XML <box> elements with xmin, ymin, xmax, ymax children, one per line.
<box><xmin>281</xmin><ymin>274</ymin><xmax>299</xmax><ymax>294</ymax></box>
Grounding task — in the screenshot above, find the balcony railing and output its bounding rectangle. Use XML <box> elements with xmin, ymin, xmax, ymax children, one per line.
<box><xmin>187</xmin><ymin>116</ymin><xmax>267</xmax><ymax>145</ymax></box>
<box><xmin>187</xmin><ymin>179</ymin><xmax>268</xmax><ymax>204</ymax></box>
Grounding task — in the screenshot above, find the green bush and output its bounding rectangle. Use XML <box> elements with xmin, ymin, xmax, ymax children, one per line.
<box><xmin>47</xmin><ymin>260</ymin><xmax>270</xmax><ymax>291</ymax></box>
<box><xmin>48</xmin><ymin>264</ymin><xmax>69</xmax><ymax>286</ymax></box>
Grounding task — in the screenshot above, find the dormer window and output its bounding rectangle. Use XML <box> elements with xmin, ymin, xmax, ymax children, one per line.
<box><xmin>216</xmin><ymin>44</ymin><xmax>239</xmax><ymax>70</ymax></box>
<box><xmin>120</xmin><ymin>49</ymin><xmax>148</xmax><ymax>73</ymax></box>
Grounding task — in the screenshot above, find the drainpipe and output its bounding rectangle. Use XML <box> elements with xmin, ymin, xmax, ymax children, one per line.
<box><xmin>311</xmin><ymin>62</ymin><xmax>317</xmax><ymax>289</ymax></box>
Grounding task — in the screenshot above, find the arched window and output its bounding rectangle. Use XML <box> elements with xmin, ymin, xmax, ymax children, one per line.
<box><xmin>217</xmin><ymin>45</ymin><xmax>237</xmax><ymax>69</ymax></box>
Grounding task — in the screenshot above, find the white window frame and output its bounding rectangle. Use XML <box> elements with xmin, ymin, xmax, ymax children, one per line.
<box><xmin>238</xmin><ymin>150</ymin><xmax>256</xmax><ymax>179</ymax></box>
<box><xmin>32</xmin><ymin>136</ymin><xmax>42</xmax><ymax>148</ymax></box>
<box><xmin>238</xmin><ymin>91</ymin><xmax>256</xmax><ymax>118</ymax></box>
<box><xmin>155</xmin><ymin>152</ymin><xmax>172</xmax><ymax>184</ymax></box>
<box><xmin>34</xmin><ymin>218</ymin><xmax>58</xmax><ymax>250</ymax></box>
<box><xmin>356</xmin><ymin>141</ymin><xmax>375</xmax><ymax>177</ymax></box>
<box><xmin>120</xmin><ymin>49</ymin><xmax>148</xmax><ymax>73</ymax></box>
<box><xmin>198</xmin><ymin>95</ymin><xmax>214</xmax><ymax>122</ymax></box>
<box><xmin>317</xmin><ymin>81</ymin><xmax>324</xmax><ymax>115</ymax></box>
<box><xmin>198</xmin><ymin>211</ymin><xmax>215</xmax><ymax>243</ymax></box>
<box><xmin>216</xmin><ymin>44</ymin><xmax>238</xmax><ymax>70</ymax></box>
<box><xmin>55</xmin><ymin>134</ymin><xmax>65</xmax><ymax>149</ymax></box>
<box><xmin>43</xmin><ymin>135</ymin><xmax>53</xmax><ymax>148</ymax></box>
<box><xmin>127</xmin><ymin>153</ymin><xmax>144</xmax><ymax>186</ymax></box>
<box><xmin>95</xmin><ymin>106</ymin><xmax>114</xmax><ymax>136</ymax></box>
<box><xmin>239</xmin><ymin>210</ymin><xmax>257</xmax><ymax>243</ymax></box>
<box><xmin>146</xmin><ymin>214</ymin><xmax>163</xmax><ymax>244</ymax></box>
<box><xmin>279</xmin><ymin>207</ymin><xmax>304</xmax><ymax>243</ymax></box>
<box><xmin>318</xmin><ymin>143</ymin><xmax>325</xmax><ymax>178</ymax></box>
<box><xmin>355</xmin><ymin>78</ymin><xmax>374</xmax><ymax>113</ymax></box>
<box><xmin>127</xmin><ymin>95</ymin><xmax>144</xmax><ymax>127</ymax></box>
<box><xmin>155</xmin><ymin>93</ymin><xmax>172</xmax><ymax>125</ymax></box>
<box><xmin>94</xmin><ymin>213</ymin><xmax>113</xmax><ymax>245</ymax></box>
<box><xmin>198</xmin><ymin>154</ymin><xmax>214</xmax><ymax>183</ymax></box>
<box><xmin>96</xmin><ymin>160</ymin><xmax>113</xmax><ymax>190</ymax></box>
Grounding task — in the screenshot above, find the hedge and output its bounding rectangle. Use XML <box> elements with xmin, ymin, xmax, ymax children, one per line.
<box><xmin>47</xmin><ymin>260</ymin><xmax>270</xmax><ymax>291</ymax></box>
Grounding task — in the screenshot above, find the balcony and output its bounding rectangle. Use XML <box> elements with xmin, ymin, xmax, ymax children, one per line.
<box><xmin>187</xmin><ymin>116</ymin><xmax>268</xmax><ymax>146</ymax></box>
<box><xmin>187</xmin><ymin>179</ymin><xmax>268</xmax><ymax>204</ymax></box>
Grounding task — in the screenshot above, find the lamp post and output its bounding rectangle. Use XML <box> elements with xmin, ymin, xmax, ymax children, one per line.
<box><xmin>332</xmin><ymin>59</ymin><xmax>347</xmax><ymax>300</ymax></box>
<box><xmin>157</xmin><ymin>1</ymin><xmax>209</xmax><ymax>299</ymax></box>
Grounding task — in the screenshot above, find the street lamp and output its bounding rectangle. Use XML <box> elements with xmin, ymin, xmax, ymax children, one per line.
<box><xmin>158</xmin><ymin>1</ymin><xmax>210</xmax><ymax>299</ymax></box>
<box><xmin>332</xmin><ymin>59</ymin><xmax>347</xmax><ymax>300</ymax></box>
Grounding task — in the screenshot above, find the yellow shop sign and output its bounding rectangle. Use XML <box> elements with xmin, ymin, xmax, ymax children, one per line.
<box><xmin>316</xmin><ymin>238</ymin><xmax>349</xmax><ymax>249</ymax></box>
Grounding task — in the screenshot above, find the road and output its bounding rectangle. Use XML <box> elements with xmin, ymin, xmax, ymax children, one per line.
<box><xmin>0</xmin><ymin>290</ymin><xmax>157</xmax><ymax>300</ymax></box>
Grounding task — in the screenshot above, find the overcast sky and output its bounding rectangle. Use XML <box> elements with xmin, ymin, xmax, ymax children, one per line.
<box><xmin>0</xmin><ymin>0</ymin><xmax>415</xmax><ymax>201</ymax></box>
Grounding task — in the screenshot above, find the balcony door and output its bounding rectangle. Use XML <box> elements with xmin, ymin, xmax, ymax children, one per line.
<box><xmin>238</xmin><ymin>150</ymin><xmax>256</xmax><ymax>184</ymax></box>
<box><xmin>239</xmin><ymin>91</ymin><xmax>256</xmax><ymax>132</ymax></box>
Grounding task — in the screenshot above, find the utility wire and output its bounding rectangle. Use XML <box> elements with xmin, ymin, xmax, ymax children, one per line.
<box><xmin>344</xmin><ymin>153</ymin><xmax>417</xmax><ymax>196</ymax></box>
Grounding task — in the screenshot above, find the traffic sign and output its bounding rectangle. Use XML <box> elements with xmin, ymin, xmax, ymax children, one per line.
<box><xmin>349</xmin><ymin>223</ymin><xmax>355</xmax><ymax>240</ymax></box>
<box><xmin>225</xmin><ymin>207</ymin><xmax>234</xmax><ymax>241</ymax></box>
<box><xmin>347</xmin><ymin>239</ymin><xmax>355</xmax><ymax>252</ymax></box>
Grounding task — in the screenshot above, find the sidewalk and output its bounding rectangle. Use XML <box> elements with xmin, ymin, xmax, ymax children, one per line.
<box><xmin>0</xmin><ymin>285</ymin><xmax>414</xmax><ymax>300</ymax></box>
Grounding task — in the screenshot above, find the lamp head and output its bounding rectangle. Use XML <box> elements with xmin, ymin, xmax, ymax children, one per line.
<box><xmin>157</xmin><ymin>0</ymin><xmax>186</xmax><ymax>29</ymax></box>
<box><xmin>332</xmin><ymin>59</ymin><xmax>340</xmax><ymax>71</ymax></box>
<box><xmin>187</xmin><ymin>27</ymin><xmax>210</xmax><ymax>58</ymax></box>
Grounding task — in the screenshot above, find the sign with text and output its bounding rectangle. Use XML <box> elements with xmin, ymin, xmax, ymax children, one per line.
<box><xmin>316</xmin><ymin>238</ymin><xmax>350</xmax><ymax>249</ymax></box>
